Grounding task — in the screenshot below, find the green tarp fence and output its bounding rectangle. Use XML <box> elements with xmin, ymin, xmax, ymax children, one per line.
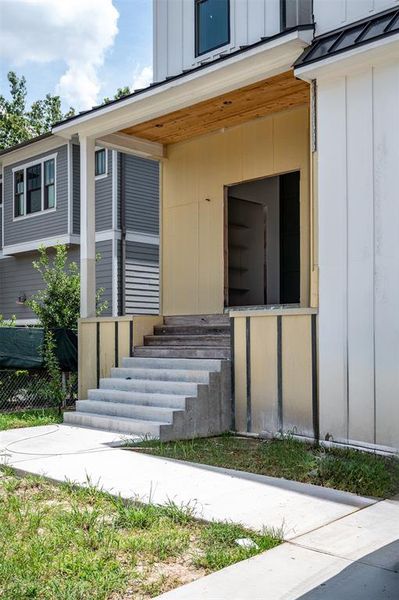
<box><xmin>0</xmin><ymin>327</ymin><xmax>77</xmax><ymax>371</ymax></box>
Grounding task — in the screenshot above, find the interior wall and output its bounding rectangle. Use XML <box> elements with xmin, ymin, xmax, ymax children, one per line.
<box><xmin>161</xmin><ymin>105</ymin><xmax>310</xmax><ymax>315</ymax></box>
<box><xmin>231</xmin><ymin>177</ymin><xmax>280</xmax><ymax>304</ymax></box>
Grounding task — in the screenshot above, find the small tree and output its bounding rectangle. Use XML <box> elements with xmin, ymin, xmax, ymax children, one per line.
<box><xmin>26</xmin><ymin>244</ymin><xmax>108</xmax><ymax>332</ymax></box>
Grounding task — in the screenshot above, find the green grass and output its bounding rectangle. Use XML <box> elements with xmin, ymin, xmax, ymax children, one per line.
<box><xmin>126</xmin><ymin>434</ymin><xmax>399</xmax><ymax>498</ymax></box>
<box><xmin>0</xmin><ymin>468</ymin><xmax>280</xmax><ymax>600</ymax></box>
<box><xmin>0</xmin><ymin>408</ymin><xmax>62</xmax><ymax>431</ymax></box>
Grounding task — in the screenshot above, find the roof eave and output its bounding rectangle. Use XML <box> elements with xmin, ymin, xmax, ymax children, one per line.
<box><xmin>53</xmin><ymin>27</ymin><xmax>313</xmax><ymax>140</ymax></box>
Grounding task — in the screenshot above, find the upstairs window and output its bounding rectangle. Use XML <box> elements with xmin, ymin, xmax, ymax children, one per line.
<box><xmin>195</xmin><ymin>0</ymin><xmax>230</xmax><ymax>57</ymax></box>
<box><xmin>13</xmin><ymin>155</ymin><xmax>56</xmax><ymax>219</ymax></box>
<box><xmin>95</xmin><ymin>148</ymin><xmax>107</xmax><ymax>177</ymax></box>
<box><xmin>14</xmin><ymin>171</ymin><xmax>25</xmax><ymax>217</ymax></box>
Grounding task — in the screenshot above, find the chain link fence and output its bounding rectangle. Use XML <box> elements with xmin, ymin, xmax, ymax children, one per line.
<box><xmin>0</xmin><ymin>369</ymin><xmax>76</xmax><ymax>413</ymax></box>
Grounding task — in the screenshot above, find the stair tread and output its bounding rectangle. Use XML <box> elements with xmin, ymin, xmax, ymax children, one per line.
<box><xmin>67</xmin><ymin>411</ymin><xmax>169</xmax><ymax>427</ymax></box>
<box><xmin>81</xmin><ymin>399</ymin><xmax>181</xmax><ymax>415</ymax></box>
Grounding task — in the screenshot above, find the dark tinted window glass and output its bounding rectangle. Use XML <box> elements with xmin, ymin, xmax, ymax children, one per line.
<box><xmin>27</xmin><ymin>164</ymin><xmax>41</xmax><ymax>214</ymax></box>
<box><xmin>14</xmin><ymin>170</ymin><xmax>24</xmax><ymax>217</ymax></box>
<box><xmin>196</xmin><ymin>0</ymin><xmax>229</xmax><ymax>56</ymax></box>
<box><xmin>44</xmin><ymin>159</ymin><xmax>55</xmax><ymax>210</ymax></box>
<box><xmin>95</xmin><ymin>148</ymin><xmax>106</xmax><ymax>176</ymax></box>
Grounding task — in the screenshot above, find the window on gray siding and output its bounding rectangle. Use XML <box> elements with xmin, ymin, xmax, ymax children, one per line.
<box><xmin>195</xmin><ymin>0</ymin><xmax>230</xmax><ymax>57</ymax></box>
<box><xmin>14</xmin><ymin>170</ymin><xmax>24</xmax><ymax>217</ymax></box>
<box><xmin>44</xmin><ymin>159</ymin><xmax>55</xmax><ymax>209</ymax></box>
<box><xmin>95</xmin><ymin>148</ymin><xmax>106</xmax><ymax>176</ymax></box>
<box><xmin>26</xmin><ymin>164</ymin><xmax>42</xmax><ymax>214</ymax></box>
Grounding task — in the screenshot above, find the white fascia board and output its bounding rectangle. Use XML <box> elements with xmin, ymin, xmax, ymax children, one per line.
<box><xmin>0</xmin><ymin>135</ymin><xmax>68</xmax><ymax>168</ymax></box>
<box><xmin>295</xmin><ymin>33</ymin><xmax>399</xmax><ymax>82</ymax></box>
<box><xmin>53</xmin><ymin>30</ymin><xmax>313</xmax><ymax>139</ymax></box>
<box><xmin>2</xmin><ymin>230</ymin><xmax>122</xmax><ymax>255</ymax></box>
<box><xmin>97</xmin><ymin>133</ymin><xmax>164</xmax><ymax>160</ymax></box>
<box><xmin>2</xmin><ymin>234</ymin><xmax>80</xmax><ymax>255</ymax></box>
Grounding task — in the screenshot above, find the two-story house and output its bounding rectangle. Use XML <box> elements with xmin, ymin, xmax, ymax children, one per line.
<box><xmin>2</xmin><ymin>0</ymin><xmax>399</xmax><ymax>453</ymax></box>
<box><xmin>0</xmin><ymin>135</ymin><xmax>160</xmax><ymax>322</ymax></box>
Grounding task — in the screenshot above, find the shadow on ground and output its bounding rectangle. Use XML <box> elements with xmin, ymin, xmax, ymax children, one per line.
<box><xmin>298</xmin><ymin>540</ymin><xmax>399</xmax><ymax>600</ymax></box>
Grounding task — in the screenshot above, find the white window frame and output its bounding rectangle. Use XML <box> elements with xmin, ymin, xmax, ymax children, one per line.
<box><xmin>95</xmin><ymin>147</ymin><xmax>108</xmax><ymax>180</ymax></box>
<box><xmin>12</xmin><ymin>153</ymin><xmax>57</xmax><ymax>221</ymax></box>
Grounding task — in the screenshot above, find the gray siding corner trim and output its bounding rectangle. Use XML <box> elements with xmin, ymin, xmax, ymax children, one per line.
<box><xmin>3</xmin><ymin>145</ymin><xmax>69</xmax><ymax>246</ymax></box>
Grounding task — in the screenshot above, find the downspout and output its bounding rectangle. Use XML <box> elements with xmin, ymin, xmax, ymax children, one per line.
<box><xmin>120</xmin><ymin>153</ymin><xmax>126</xmax><ymax>316</ymax></box>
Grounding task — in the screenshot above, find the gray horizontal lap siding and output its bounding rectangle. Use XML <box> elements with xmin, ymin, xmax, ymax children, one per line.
<box><xmin>123</xmin><ymin>155</ymin><xmax>159</xmax><ymax>236</ymax></box>
<box><xmin>0</xmin><ymin>205</ymin><xmax>2</xmax><ymax>249</ymax></box>
<box><xmin>0</xmin><ymin>242</ymin><xmax>113</xmax><ymax>320</ymax></box>
<box><xmin>72</xmin><ymin>145</ymin><xmax>113</xmax><ymax>234</ymax></box>
<box><xmin>3</xmin><ymin>145</ymin><xmax>69</xmax><ymax>247</ymax></box>
<box><xmin>125</xmin><ymin>241</ymin><xmax>159</xmax><ymax>315</ymax></box>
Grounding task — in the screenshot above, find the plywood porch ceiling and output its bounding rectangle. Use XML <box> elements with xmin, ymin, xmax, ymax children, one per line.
<box><xmin>121</xmin><ymin>71</ymin><xmax>309</xmax><ymax>145</ymax></box>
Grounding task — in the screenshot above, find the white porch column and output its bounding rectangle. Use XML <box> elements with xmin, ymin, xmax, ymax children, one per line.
<box><xmin>80</xmin><ymin>135</ymin><xmax>96</xmax><ymax>318</ymax></box>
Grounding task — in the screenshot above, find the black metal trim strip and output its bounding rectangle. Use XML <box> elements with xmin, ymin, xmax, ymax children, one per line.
<box><xmin>311</xmin><ymin>313</ymin><xmax>319</xmax><ymax>443</ymax></box>
<box><xmin>246</xmin><ymin>317</ymin><xmax>251</xmax><ymax>432</ymax></box>
<box><xmin>114</xmin><ymin>321</ymin><xmax>119</xmax><ymax>368</ymax></box>
<box><xmin>277</xmin><ymin>316</ymin><xmax>283</xmax><ymax>432</ymax></box>
<box><xmin>129</xmin><ymin>320</ymin><xmax>134</xmax><ymax>357</ymax></box>
<box><xmin>96</xmin><ymin>322</ymin><xmax>100</xmax><ymax>387</ymax></box>
<box><xmin>230</xmin><ymin>317</ymin><xmax>236</xmax><ymax>431</ymax></box>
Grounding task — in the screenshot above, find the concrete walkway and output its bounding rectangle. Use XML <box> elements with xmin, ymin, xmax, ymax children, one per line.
<box><xmin>1</xmin><ymin>424</ymin><xmax>398</xmax><ymax>598</ymax></box>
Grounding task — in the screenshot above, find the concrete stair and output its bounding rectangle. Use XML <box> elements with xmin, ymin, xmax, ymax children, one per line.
<box><xmin>64</xmin><ymin>315</ymin><xmax>232</xmax><ymax>439</ymax></box>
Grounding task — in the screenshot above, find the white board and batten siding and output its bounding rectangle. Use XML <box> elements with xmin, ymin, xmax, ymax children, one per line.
<box><xmin>313</xmin><ymin>0</ymin><xmax>399</xmax><ymax>36</ymax></box>
<box><xmin>317</xmin><ymin>58</ymin><xmax>399</xmax><ymax>450</ymax></box>
<box><xmin>153</xmin><ymin>0</ymin><xmax>282</xmax><ymax>82</ymax></box>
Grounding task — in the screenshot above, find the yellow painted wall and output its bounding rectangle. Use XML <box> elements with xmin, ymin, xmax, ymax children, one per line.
<box><xmin>162</xmin><ymin>105</ymin><xmax>310</xmax><ymax>315</ymax></box>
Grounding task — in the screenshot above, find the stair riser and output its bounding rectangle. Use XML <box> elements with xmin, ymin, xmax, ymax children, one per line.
<box><xmin>88</xmin><ymin>389</ymin><xmax>188</xmax><ymax>409</ymax></box>
<box><xmin>64</xmin><ymin>412</ymin><xmax>164</xmax><ymax>437</ymax></box>
<box><xmin>164</xmin><ymin>314</ymin><xmax>229</xmax><ymax>326</ymax></box>
<box><xmin>144</xmin><ymin>335</ymin><xmax>230</xmax><ymax>347</ymax></box>
<box><xmin>133</xmin><ymin>347</ymin><xmax>231</xmax><ymax>359</ymax></box>
<box><xmin>76</xmin><ymin>400</ymin><xmax>178</xmax><ymax>423</ymax></box>
<box><xmin>154</xmin><ymin>325</ymin><xmax>230</xmax><ymax>336</ymax></box>
<box><xmin>100</xmin><ymin>377</ymin><xmax>199</xmax><ymax>395</ymax></box>
<box><xmin>110</xmin><ymin>367</ymin><xmax>209</xmax><ymax>383</ymax></box>
<box><xmin>121</xmin><ymin>357</ymin><xmax>222</xmax><ymax>371</ymax></box>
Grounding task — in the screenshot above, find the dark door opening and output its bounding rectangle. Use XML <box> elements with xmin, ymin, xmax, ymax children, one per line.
<box><xmin>226</xmin><ymin>171</ymin><xmax>300</xmax><ymax>308</ymax></box>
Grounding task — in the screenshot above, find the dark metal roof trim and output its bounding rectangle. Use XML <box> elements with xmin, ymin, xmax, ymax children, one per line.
<box><xmin>295</xmin><ymin>7</ymin><xmax>399</xmax><ymax>69</ymax></box>
<box><xmin>52</xmin><ymin>24</ymin><xmax>314</xmax><ymax>129</ymax></box>
<box><xmin>0</xmin><ymin>132</ymin><xmax>54</xmax><ymax>158</ymax></box>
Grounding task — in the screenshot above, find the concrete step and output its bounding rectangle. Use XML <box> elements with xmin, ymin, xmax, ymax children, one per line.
<box><xmin>144</xmin><ymin>334</ymin><xmax>230</xmax><ymax>347</ymax></box>
<box><xmin>110</xmin><ymin>367</ymin><xmax>210</xmax><ymax>383</ymax></box>
<box><xmin>133</xmin><ymin>346</ymin><xmax>231</xmax><ymax>359</ymax></box>
<box><xmin>76</xmin><ymin>399</ymin><xmax>180</xmax><ymax>423</ymax></box>
<box><xmin>99</xmin><ymin>377</ymin><xmax>199</xmax><ymax>395</ymax></box>
<box><xmin>64</xmin><ymin>411</ymin><xmax>166</xmax><ymax>437</ymax></box>
<box><xmin>121</xmin><ymin>357</ymin><xmax>222</xmax><ymax>371</ymax></box>
<box><xmin>154</xmin><ymin>324</ymin><xmax>230</xmax><ymax>336</ymax></box>
<box><xmin>88</xmin><ymin>388</ymin><xmax>188</xmax><ymax>408</ymax></box>
<box><xmin>164</xmin><ymin>314</ymin><xmax>229</xmax><ymax>326</ymax></box>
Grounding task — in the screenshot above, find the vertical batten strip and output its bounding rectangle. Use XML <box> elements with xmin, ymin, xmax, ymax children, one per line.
<box><xmin>311</xmin><ymin>314</ymin><xmax>319</xmax><ymax>442</ymax></box>
<box><xmin>114</xmin><ymin>321</ymin><xmax>119</xmax><ymax>368</ymax></box>
<box><xmin>277</xmin><ymin>315</ymin><xmax>283</xmax><ymax>432</ymax></box>
<box><xmin>246</xmin><ymin>317</ymin><xmax>251</xmax><ymax>432</ymax></box>
<box><xmin>129</xmin><ymin>320</ymin><xmax>134</xmax><ymax>357</ymax></box>
<box><xmin>96</xmin><ymin>322</ymin><xmax>100</xmax><ymax>387</ymax></box>
<box><xmin>230</xmin><ymin>317</ymin><xmax>236</xmax><ymax>431</ymax></box>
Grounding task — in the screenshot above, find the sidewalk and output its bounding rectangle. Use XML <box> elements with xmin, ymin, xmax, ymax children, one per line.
<box><xmin>0</xmin><ymin>424</ymin><xmax>372</xmax><ymax>538</ymax></box>
<box><xmin>1</xmin><ymin>424</ymin><xmax>398</xmax><ymax>599</ymax></box>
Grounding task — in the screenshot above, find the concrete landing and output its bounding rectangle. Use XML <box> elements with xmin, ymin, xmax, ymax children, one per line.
<box><xmin>1</xmin><ymin>424</ymin><xmax>373</xmax><ymax>539</ymax></box>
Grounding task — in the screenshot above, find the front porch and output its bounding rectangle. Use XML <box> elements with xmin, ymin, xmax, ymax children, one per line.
<box><xmin>55</xmin><ymin>28</ymin><xmax>318</xmax><ymax>442</ymax></box>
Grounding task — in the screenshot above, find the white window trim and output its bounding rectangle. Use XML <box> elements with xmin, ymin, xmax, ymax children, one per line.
<box><xmin>12</xmin><ymin>152</ymin><xmax>58</xmax><ymax>222</ymax></box>
<box><xmin>95</xmin><ymin>147</ymin><xmax>108</xmax><ymax>180</ymax></box>
<box><xmin>193</xmin><ymin>0</ymin><xmax>235</xmax><ymax>65</ymax></box>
